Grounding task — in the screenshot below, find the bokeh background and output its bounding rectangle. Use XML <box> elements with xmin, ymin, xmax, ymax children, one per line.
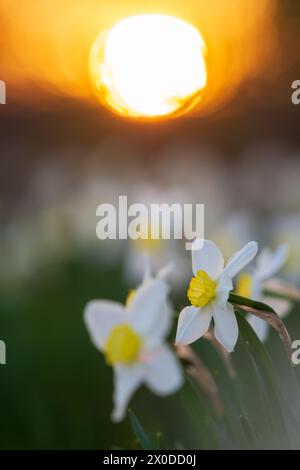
<box><xmin>1</xmin><ymin>0</ymin><xmax>300</xmax><ymax>449</ymax></box>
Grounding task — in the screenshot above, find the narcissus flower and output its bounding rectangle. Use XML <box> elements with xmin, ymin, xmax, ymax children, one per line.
<box><xmin>273</xmin><ymin>214</ymin><xmax>300</xmax><ymax>280</ymax></box>
<box><xmin>236</xmin><ymin>245</ymin><xmax>291</xmax><ymax>342</ymax></box>
<box><xmin>84</xmin><ymin>270</ymin><xmax>183</xmax><ymax>422</ymax></box>
<box><xmin>175</xmin><ymin>239</ymin><xmax>258</xmax><ymax>352</ymax></box>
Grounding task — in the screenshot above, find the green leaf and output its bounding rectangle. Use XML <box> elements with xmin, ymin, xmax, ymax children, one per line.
<box><xmin>128</xmin><ymin>409</ymin><xmax>155</xmax><ymax>450</ymax></box>
<box><xmin>156</xmin><ymin>432</ymin><xmax>164</xmax><ymax>450</ymax></box>
<box><xmin>235</xmin><ymin>313</ymin><xmax>290</xmax><ymax>448</ymax></box>
<box><xmin>191</xmin><ymin>340</ymin><xmax>248</xmax><ymax>449</ymax></box>
<box><xmin>239</xmin><ymin>415</ymin><xmax>258</xmax><ymax>449</ymax></box>
<box><xmin>179</xmin><ymin>376</ymin><xmax>220</xmax><ymax>449</ymax></box>
<box><xmin>229</xmin><ymin>293</ymin><xmax>275</xmax><ymax>313</ymax></box>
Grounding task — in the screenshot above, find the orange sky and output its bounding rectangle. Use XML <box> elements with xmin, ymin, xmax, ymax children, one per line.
<box><xmin>1</xmin><ymin>0</ymin><xmax>278</xmax><ymax>116</ymax></box>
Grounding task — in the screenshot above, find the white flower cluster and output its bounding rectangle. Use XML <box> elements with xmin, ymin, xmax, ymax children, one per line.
<box><xmin>84</xmin><ymin>238</ymin><xmax>291</xmax><ymax>422</ymax></box>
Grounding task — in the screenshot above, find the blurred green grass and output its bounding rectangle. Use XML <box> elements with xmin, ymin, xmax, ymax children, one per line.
<box><xmin>0</xmin><ymin>257</ymin><xmax>194</xmax><ymax>449</ymax></box>
<box><xmin>0</xmin><ymin>255</ymin><xmax>300</xmax><ymax>449</ymax></box>
<box><xmin>0</xmin><ymin>259</ymin><xmax>130</xmax><ymax>449</ymax></box>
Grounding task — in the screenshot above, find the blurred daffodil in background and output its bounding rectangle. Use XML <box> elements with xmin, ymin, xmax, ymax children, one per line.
<box><xmin>236</xmin><ymin>245</ymin><xmax>292</xmax><ymax>341</ymax></box>
<box><xmin>84</xmin><ymin>266</ymin><xmax>182</xmax><ymax>421</ymax></box>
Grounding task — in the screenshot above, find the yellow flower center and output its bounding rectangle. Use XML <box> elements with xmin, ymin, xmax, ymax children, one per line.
<box><xmin>104</xmin><ymin>324</ymin><xmax>142</xmax><ymax>365</ymax></box>
<box><xmin>236</xmin><ymin>273</ymin><xmax>253</xmax><ymax>298</ymax></box>
<box><xmin>135</xmin><ymin>237</ymin><xmax>163</xmax><ymax>253</ymax></box>
<box><xmin>187</xmin><ymin>270</ymin><xmax>217</xmax><ymax>307</ymax></box>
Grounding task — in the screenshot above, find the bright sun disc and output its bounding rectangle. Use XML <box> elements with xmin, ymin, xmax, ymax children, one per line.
<box><xmin>90</xmin><ymin>14</ymin><xmax>207</xmax><ymax>118</ymax></box>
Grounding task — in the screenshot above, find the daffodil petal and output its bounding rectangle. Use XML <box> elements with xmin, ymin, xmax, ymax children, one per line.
<box><xmin>112</xmin><ymin>364</ymin><xmax>143</xmax><ymax>422</ymax></box>
<box><xmin>144</xmin><ymin>302</ymin><xmax>172</xmax><ymax>350</ymax></box>
<box><xmin>128</xmin><ymin>278</ymin><xmax>170</xmax><ymax>339</ymax></box>
<box><xmin>144</xmin><ymin>346</ymin><xmax>183</xmax><ymax>395</ymax></box>
<box><xmin>213</xmin><ymin>303</ymin><xmax>238</xmax><ymax>352</ymax></box>
<box><xmin>192</xmin><ymin>239</ymin><xmax>224</xmax><ymax>279</ymax></box>
<box><xmin>84</xmin><ymin>300</ymin><xmax>124</xmax><ymax>350</ymax></box>
<box><xmin>156</xmin><ymin>263</ymin><xmax>175</xmax><ymax>281</ymax></box>
<box><xmin>216</xmin><ymin>272</ymin><xmax>233</xmax><ymax>305</ymax></box>
<box><xmin>255</xmin><ymin>245</ymin><xmax>289</xmax><ymax>281</ymax></box>
<box><xmin>247</xmin><ymin>315</ymin><xmax>269</xmax><ymax>342</ymax></box>
<box><xmin>224</xmin><ymin>241</ymin><xmax>258</xmax><ymax>279</ymax></box>
<box><xmin>175</xmin><ymin>305</ymin><xmax>212</xmax><ymax>345</ymax></box>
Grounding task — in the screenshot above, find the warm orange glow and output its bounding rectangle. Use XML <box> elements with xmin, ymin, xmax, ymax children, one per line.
<box><xmin>1</xmin><ymin>1</ymin><xmax>278</xmax><ymax>117</ymax></box>
<box><xmin>90</xmin><ymin>15</ymin><xmax>207</xmax><ymax>118</ymax></box>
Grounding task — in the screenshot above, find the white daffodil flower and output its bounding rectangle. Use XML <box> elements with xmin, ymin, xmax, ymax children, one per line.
<box><xmin>236</xmin><ymin>245</ymin><xmax>291</xmax><ymax>342</ymax></box>
<box><xmin>175</xmin><ymin>239</ymin><xmax>258</xmax><ymax>352</ymax></box>
<box><xmin>273</xmin><ymin>214</ymin><xmax>300</xmax><ymax>280</ymax></box>
<box><xmin>84</xmin><ymin>270</ymin><xmax>183</xmax><ymax>422</ymax></box>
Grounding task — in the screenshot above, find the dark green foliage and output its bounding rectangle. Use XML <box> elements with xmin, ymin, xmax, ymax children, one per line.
<box><xmin>0</xmin><ymin>256</ymin><xmax>300</xmax><ymax>449</ymax></box>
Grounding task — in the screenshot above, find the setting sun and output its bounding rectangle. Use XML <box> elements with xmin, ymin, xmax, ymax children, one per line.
<box><xmin>90</xmin><ymin>14</ymin><xmax>207</xmax><ymax>118</ymax></box>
